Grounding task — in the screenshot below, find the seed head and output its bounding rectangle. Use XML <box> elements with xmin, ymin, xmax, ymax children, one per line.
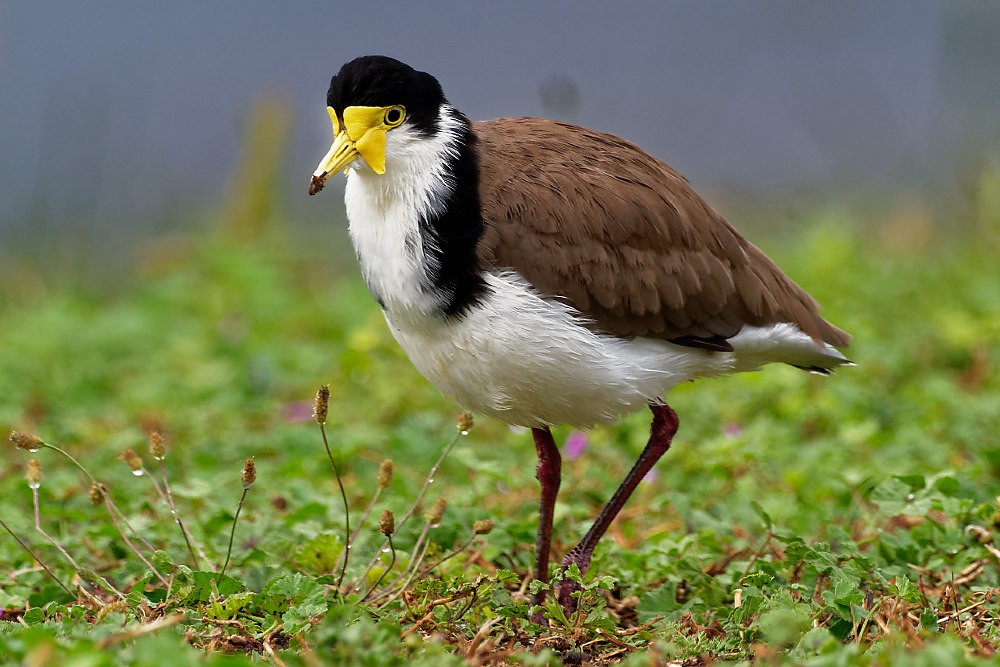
<box><xmin>10</xmin><ymin>431</ymin><xmax>44</xmax><ymax>452</ymax></box>
<box><xmin>121</xmin><ymin>448</ymin><xmax>142</xmax><ymax>472</ymax></box>
<box><xmin>473</xmin><ymin>518</ymin><xmax>495</xmax><ymax>535</ymax></box>
<box><xmin>313</xmin><ymin>385</ymin><xmax>330</xmax><ymax>424</ymax></box>
<box><xmin>379</xmin><ymin>509</ymin><xmax>395</xmax><ymax>536</ymax></box>
<box><xmin>88</xmin><ymin>484</ymin><xmax>104</xmax><ymax>506</ymax></box>
<box><xmin>148</xmin><ymin>431</ymin><xmax>166</xmax><ymax>461</ymax></box>
<box><xmin>242</xmin><ymin>458</ymin><xmax>257</xmax><ymax>489</ymax></box>
<box><xmin>26</xmin><ymin>458</ymin><xmax>42</xmax><ymax>488</ymax></box>
<box><xmin>377</xmin><ymin>459</ymin><xmax>393</xmax><ymax>491</ymax></box>
<box><xmin>426</xmin><ymin>497</ymin><xmax>447</xmax><ymax>525</ymax></box>
<box><xmin>456</xmin><ymin>412</ymin><xmax>474</xmax><ymax>433</ymax></box>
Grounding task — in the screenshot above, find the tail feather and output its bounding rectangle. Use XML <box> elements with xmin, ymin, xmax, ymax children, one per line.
<box><xmin>729</xmin><ymin>322</ymin><xmax>853</xmax><ymax>374</ymax></box>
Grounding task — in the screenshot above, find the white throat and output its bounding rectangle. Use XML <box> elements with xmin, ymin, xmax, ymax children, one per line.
<box><xmin>344</xmin><ymin>105</ymin><xmax>465</xmax><ymax>323</ymax></box>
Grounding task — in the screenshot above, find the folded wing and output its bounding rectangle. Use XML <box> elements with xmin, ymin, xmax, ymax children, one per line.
<box><xmin>473</xmin><ymin>117</ymin><xmax>850</xmax><ymax>351</ymax></box>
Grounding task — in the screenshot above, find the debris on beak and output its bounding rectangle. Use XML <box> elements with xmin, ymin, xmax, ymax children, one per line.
<box><xmin>309</xmin><ymin>172</ymin><xmax>327</xmax><ymax>196</ymax></box>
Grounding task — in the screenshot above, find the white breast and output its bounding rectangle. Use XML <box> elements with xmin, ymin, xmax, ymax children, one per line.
<box><xmin>344</xmin><ymin>107</ymin><xmax>464</xmax><ymax>322</ymax></box>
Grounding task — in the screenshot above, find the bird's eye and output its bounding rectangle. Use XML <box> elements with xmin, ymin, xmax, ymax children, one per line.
<box><xmin>384</xmin><ymin>106</ymin><xmax>405</xmax><ymax>127</ymax></box>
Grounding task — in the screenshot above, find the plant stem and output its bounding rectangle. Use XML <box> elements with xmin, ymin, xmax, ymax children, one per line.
<box><xmin>42</xmin><ymin>442</ymin><xmax>96</xmax><ymax>483</ymax></box>
<box><xmin>381</xmin><ymin>526</ymin><xmax>433</xmax><ymax>604</ymax></box>
<box><xmin>0</xmin><ymin>515</ymin><xmax>73</xmax><ymax>596</ymax></box>
<box><xmin>363</xmin><ymin>535</ymin><xmax>396</xmax><ymax>601</ymax></box>
<box><xmin>422</xmin><ymin>533</ymin><xmax>476</xmax><ymax>574</ymax></box>
<box><xmin>220</xmin><ymin>488</ymin><xmax>248</xmax><ymax>577</ymax></box>
<box><xmin>33</xmin><ymin>487</ymin><xmax>81</xmax><ymax>571</ymax></box>
<box><xmin>396</xmin><ymin>429</ymin><xmax>461</xmax><ymax>534</ymax></box>
<box><xmin>358</xmin><ymin>427</ymin><xmax>463</xmax><ymax>583</ymax></box>
<box><xmin>319</xmin><ymin>422</ymin><xmax>351</xmax><ymax>590</ymax></box>
<box><xmin>368</xmin><ymin>519</ymin><xmax>434</xmax><ymax>604</ymax></box>
<box><xmin>157</xmin><ymin>462</ymin><xmax>207</xmax><ymax>569</ymax></box>
<box><xmin>348</xmin><ymin>487</ymin><xmax>384</xmax><ymax>546</ymax></box>
<box><xmin>43</xmin><ymin>441</ymin><xmax>158</xmax><ymax>554</ymax></box>
<box><xmin>102</xmin><ymin>499</ymin><xmax>170</xmax><ymax>587</ymax></box>
<box><xmin>32</xmin><ymin>487</ymin><xmax>125</xmax><ymax>601</ymax></box>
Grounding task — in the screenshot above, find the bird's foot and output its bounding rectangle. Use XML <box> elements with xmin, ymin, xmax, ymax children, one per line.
<box><xmin>557</xmin><ymin>578</ymin><xmax>582</xmax><ymax>618</ymax></box>
<box><xmin>529</xmin><ymin>589</ymin><xmax>549</xmax><ymax>626</ymax></box>
<box><xmin>527</xmin><ymin>578</ymin><xmax>578</xmax><ymax>625</ymax></box>
<box><xmin>556</xmin><ymin>551</ymin><xmax>592</xmax><ymax>619</ymax></box>
<box><xmin>527</xmin><ymin>558</ymin><xmax>589</xmax><ymax>625</ymax></box>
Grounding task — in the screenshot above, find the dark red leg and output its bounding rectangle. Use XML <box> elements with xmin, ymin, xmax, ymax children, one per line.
<box><xmin>530</xmin><ymin>426</ymin><xmax>562</xmax><ymax>623</ymax></box>
<box><xmin>557</xmin><ymin>403</ymin><xmax>679</xmax><ymax>614</ymax></box>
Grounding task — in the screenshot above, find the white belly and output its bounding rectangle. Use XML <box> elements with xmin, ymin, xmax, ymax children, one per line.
<box><xmin>384</xmin><ymin>270</ymin><xmax>733</xmax><ymax>428</ymax></box>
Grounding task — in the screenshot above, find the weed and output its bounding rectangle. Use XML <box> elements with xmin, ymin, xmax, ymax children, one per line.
<box><xmin>1</xmin><ymin>208</ymin><xmax>999</xmax><ymax>664</ymax></box>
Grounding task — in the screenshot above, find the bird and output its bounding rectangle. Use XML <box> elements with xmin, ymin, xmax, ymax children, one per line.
<box><xmin>308</xmin><ymin>55</ymin><xmax>851</xmax><ymax>619</ymax></box>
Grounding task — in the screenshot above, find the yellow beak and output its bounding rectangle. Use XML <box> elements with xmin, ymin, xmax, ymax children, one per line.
<box><xmin>309</xmin><ymin>106</ymin><xmax>390</xmax><ymax>196</ymax></box>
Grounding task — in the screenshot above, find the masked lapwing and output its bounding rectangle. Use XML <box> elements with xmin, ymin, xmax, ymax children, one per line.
<box><xmin>308</xmin><ymin>55</ymin><xmax>851</xmax><ymax>618</ymax></box>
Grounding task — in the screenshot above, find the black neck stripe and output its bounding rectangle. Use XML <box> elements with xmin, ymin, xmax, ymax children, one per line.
<box><xmin>417</xmin><ymin>111</ymin><xmax>489</xmax><ymax>318</ymax></box>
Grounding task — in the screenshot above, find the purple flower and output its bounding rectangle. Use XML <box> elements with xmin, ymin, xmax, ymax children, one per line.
<box><xmin>565</xmin><ymin>430</ymin><xmax>589</xmax><ymax>460</ymax></box>
<box><xmin>283</xmin><ymin>401</ymin><xmax>315</xmax><ymax>423</ymax></box>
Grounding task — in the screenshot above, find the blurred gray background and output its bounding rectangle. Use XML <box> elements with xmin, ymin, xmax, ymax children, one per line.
<box><xmin>2</xmin><ymin>1</ymin><xmax>999</xmax><ymax>260</ymax></box>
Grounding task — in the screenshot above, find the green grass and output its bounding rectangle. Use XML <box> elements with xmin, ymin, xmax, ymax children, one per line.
<box><xmin>1</xmin><ymin>196</ymin><xmax>1000</xmax><ymax>665</ymax></box>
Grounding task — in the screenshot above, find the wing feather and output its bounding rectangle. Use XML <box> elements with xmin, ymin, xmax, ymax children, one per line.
<box><xmin>473</xmin><ymin>118</ymin><xmax>850</xmax><ymax>349</ymax></box>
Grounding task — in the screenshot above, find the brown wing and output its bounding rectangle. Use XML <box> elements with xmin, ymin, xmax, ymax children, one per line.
<box><xmin>473</xmin><ymin>117</ymin><xmax>850</xmax><ymax>349</ymax></box>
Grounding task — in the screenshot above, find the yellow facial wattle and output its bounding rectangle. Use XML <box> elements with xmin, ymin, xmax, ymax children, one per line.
<box><xmin>309</xmin><ymin>104</ymin><xmax>407</xmax><ymax>195</ymax></box>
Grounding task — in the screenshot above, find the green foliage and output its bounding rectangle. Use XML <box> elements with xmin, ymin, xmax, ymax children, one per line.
<box><xmin>2</xmin><ymin>203</ymin><xmax>1000</xmax><ymax>665</ymax></box>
